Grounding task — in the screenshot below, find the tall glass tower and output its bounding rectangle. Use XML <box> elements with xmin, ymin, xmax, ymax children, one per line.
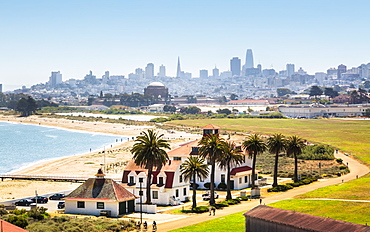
<box><xmin>245</xmin><ymin>49</ymin><xmax>254</xmax><ymax>69</ymax></box>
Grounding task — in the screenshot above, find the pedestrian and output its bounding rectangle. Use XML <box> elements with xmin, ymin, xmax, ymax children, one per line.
<box><xmin>152</xmin><ymin>221</ymin><xmax>157</xmax><ymax>230</ymax></box>
<box><xmin>212</xmin><ymin>207</ymin><xmax>216</xmax><ymax>216</ymax></box>
<box><xmin>209</xmin><ymin>206</ymin><xmax>213</xmax><ymax>216</ymax></box>
<box><xmin>356</xmin><ymin>175</ymin><xmax>358</xmax><ymax>179</ymax></box>
<box><xmin>143</xmin><ymin>221</ymin><xmax>147</xmax><ymax>230</ymax></box>
<box><xmin>260</xmin><ymin>198</ymin><xmax>262</xmax><ymax>204</ymax></box>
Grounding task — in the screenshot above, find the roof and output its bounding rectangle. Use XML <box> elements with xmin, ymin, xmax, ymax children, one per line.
<box><xmin>148</xmin><ymin>82</ymin><xmax>165</xmax><ymax>87</ymax></box>
<box><xmin>202</xmin><ymin>124</ymin><xmax>221</xmax><ymax>129</ymax></box>
<box><xmin>230</xmin><ymin>166</ymin><xmax>252</xmax><ymax>176</ymax></box>
<box><xmin>65</xmin><ymin>177</ymin><xmax>136</xmax><ymax>202</ymax></box>
<box><xmin>0</xmin><ymin>219</ymin><xmax>29</xmax><ymax>232</ymax></box>
<box><xmin>244</xmin><ymin>205</ymin><xmax>370</xmax><ymax>232</ymax></box>
<box><xmin>167</xmin><ymin>140</ymin><xmax>200</xmax><ymax>157</ymax></box>
<box><xmin>227</xmin><ymin>99</ymin><xmax>269</xmax><ymax>104</ymax></box>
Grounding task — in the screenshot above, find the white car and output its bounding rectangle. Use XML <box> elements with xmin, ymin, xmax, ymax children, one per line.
<box><xmin>202</xmin><ymin>191</ymin><xmax>219</xmax><ymax>201</ymax></box>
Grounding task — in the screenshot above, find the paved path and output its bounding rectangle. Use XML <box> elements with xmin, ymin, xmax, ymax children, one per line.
<box><xmin>157</xmin><ymin>152</ymin><xmax>369</xmax><ymax>232</ymax></box>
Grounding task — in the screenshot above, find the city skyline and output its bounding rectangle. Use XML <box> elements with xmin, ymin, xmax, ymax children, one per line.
<box><xmin>1</xmin><ymin>0</ymin><xmax>370</xmax><ymax>91</ymax></box>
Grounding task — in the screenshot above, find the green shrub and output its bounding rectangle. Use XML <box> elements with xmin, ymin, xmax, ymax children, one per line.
<box><xmin>339</xmin><ymin>165</ymin><xmax>347</xmax><ymax>170</ymax></box>
<box><xmin>336</xmin><ymin>158</ymin><xmax>343</xmax><ymax>163</ymax></box>
<box><xmin>237</xmin><ymin>196</ymin><xmax>249</xmax><ymax>201</ymax></box>
<box><xmin>203</xmin><ymin>182</ymin><xmax>215</xmax><ymax>189</ymax></box>
<box><xmin>226</xmin><ymin>199</ymin><xmax>238</xmax><ymax>205</ymax></box>
<box><xmin>0</xmin><ymin>208</ymin><xmax>8</xmax><ymax>216</ymax></box>
<box><xmin>193</xmin><ymin>206</ymin><xmax>210</xmax><ymax>213</ymax></box>
<box><xmin>232</xmin><ymin>198</ymin><xmax>241</xmax><ymax>203</ymax></box>
<box><xmin>6</xmin><ymin>215</ymin><xmax>28</xmax><ymax>228</ymax></box>
<box><xmin>10</xmin><ymin>209</ymin><xmax>26</xmax><ymax>215</ymax></box>
<box><xmin>267</xmin><ymin>184</ymin><xmax>293</xmax><ymax>192</ymax></box>
<box><xmin>298</xmin><ymin>145</ymin><xmax>335</xmax><ymax>160</ymax></box>
<box><xmin>217</xmin><ymin>182</ymin><xmax>227</xmax><ymax>190</ymax></box>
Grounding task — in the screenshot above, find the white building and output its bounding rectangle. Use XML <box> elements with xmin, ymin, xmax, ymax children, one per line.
<box><xmin>65</xmin><ymin>170</ymin><xmax>137</xmax><ymax>217</ymax></box>
<box><xmin>121</xmin><ymin>160</ymin><xmax>190</xmax><ymax>206</ymax></box>
<box><xmin>279</xmin><ymin>104</ymin><xmax>369</xmax><ymax>118</ymax></box>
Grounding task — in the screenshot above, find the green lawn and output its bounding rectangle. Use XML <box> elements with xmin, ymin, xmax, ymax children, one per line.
<box><xmin>169</xmin><ymin>211</ymin><xmax>245</xmax><ymax>232</ymax></box>
<box><xmin>168</xmin><ymin>118</ymin><xmax>370</xmax><ymax>165</ymax></box>
<box><xmin>269</xmin><ymin>199</ymin><xmax>370</xmax><ymax>225</ymax></box>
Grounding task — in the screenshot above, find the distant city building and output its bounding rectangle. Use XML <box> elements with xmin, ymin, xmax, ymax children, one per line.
<box><xmin>184</xmin><ymin>72</ymin><xmax>192</xmax><ymax>79</ymax></box>
<box><xmin>230</xmin><ymin>57</ymin><xmax>241</xmax><ymax>76</ymax></box>
<box><xmin>337</xmin><ymin>64</ymin><xmax>347</xmax><ymax>79</ymax></box>
<box><xmin>297</xmin><ymin>67</ymin><xmax>307</xmax><ymax>75</ymax></box>
<box><xmin>286</xmin><ymin>64</ymin><xmax>295</xmax><ymax>77</ymax></box>
<box><xmin>158</xmin><ymin>64</ymin><xmax>166</xmax><ymax>78</ymax></box>
<box><xmin>49</xmin><ymin>71</ymin><xmax>63</xmax><ymax>87</ymax></box>
<box><xmin>0</xmin><ymin>83</ymin><xmax>2</xmax><ymax>93</ymax></box>
<box><xmin>212</xmin><ymin>66</ymin><xmax>219</xmax><ymax>78</ymax></box>
<box><xmin>245</xmin><ymin>49</ymin><xmax>254</xmax><ymax>69</ymax></box>
<box><xmin>220</xmin><ymin>71</ymin><xmax>232</xmax><ymax>78</ymax></box>
<box><xmin>200</xmin><ymin>69</ymin><xmax>208</xmax><ymax>78</ymax></box>
<box><xmin>144</xmin><ymin>82</ymin><xmax>169</xmax><ymax>101</ymax></box>
<box><xmin>327</xmin><ymin>68</ymin><xmax>337</xmax><ymax>76</ymax></box>
<box><xmin>315</xmin><ymin>72</ymin><xmax>327</xmax><ymax>84</ymax></box>
<box><xmin>84</xmin><ymin>71</ymin><xmax>96</xmax><ymax>84</ymax></box>
<box><xmin>360</xmin><ymin>63</ymin><xmax>370</xmax><ymax>78</ymax></box>
<box><xmin>145</xmin><ymin>63</ymin><xmax>154</xmax><ymax>78</ymax></box>
<box><xmin>176</xmin><ymin>57</ymin><xmax>181</xmax><ymax>78</ymax></box>
<box><xmin>263</xmin><ymin>69</ymin><xmax>276</xmax><ymax>77</ymax></box>
<box><xmin>102</xmin><ymin>71</ymin><xmax>109</xmax><ymax>82</ymax></box>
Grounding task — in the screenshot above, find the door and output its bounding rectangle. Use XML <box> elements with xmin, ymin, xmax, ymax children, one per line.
<box><xmin>128</xmin><ymin>200</ymin><xmax>135</xmax><ymax>213</ymax></box>
<box><xmin>119</xmin><ymin>202</ymin><xmax>126</xmax><ymax>215</ymax></box>
<box><xmin>230</xmin><ymin>180</ymin><xmax>234</xmax><ymax>190</ymax></box>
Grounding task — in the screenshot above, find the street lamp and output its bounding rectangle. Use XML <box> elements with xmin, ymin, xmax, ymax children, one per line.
<box><xmin>139</xmin><ymin>178</ymin><xmax>143</xmax><ymax>225</ymax></box>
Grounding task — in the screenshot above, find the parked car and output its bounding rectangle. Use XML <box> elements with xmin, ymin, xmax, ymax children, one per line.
<box><xmin>14</xmin><ymin>199</ymin><xmax>33</xmax><ymax>206</ymax></box>
<box><xmin>57</xmin><ymin>202</ymin><xmax>65</xmax><ymax>209</ymax></box>
<box><xmin>49</xmin><ymin>193</ymin><xmax>65</xmax><ymax>200</ymax></box>
<box><xmin>202</xmin><ymin>191</ymin><xmax>219</xmax><ymax>201</ymax></box>
<box><xmin>31</xmin><ymin>196</ymin><xmax>48</xmax><ymax>204</ymax></box>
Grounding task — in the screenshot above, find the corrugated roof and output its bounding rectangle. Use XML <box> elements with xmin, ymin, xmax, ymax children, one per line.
<box><xmin>202</xmin><ymin>124</ymin><xmax>221</xmax><ymax>129</ymax></box>
<box><xmin>66</xmin><ymin>178</ymin><xmax>137</xmax><ymax>202</ymax></box>
<box><xmin>244</xmin><ymin>205</ymin><xmax>370</xmax><ymax>232</ymax></box>
<box><xmin>0</xmin><ymin>219</ymin><xmax>29</xmax><ymax>232</ymax></box>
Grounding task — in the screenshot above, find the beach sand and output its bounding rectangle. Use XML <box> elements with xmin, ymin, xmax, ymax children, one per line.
<box><xmin>0</xmin><ymin>114</ymin><xmax>200</xmax><ymax>201</ymax></box>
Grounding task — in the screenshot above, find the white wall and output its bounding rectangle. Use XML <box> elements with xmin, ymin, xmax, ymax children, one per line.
<box><xmin>65</xmin><ymin>200</ymin><xmax>119</xmax><ymax>217</ymax></box>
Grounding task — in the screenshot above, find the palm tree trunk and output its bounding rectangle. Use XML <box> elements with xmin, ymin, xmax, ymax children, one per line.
<box><xmin>294</xmin><ymin>153</ymin><xmax>299</xmax><ymax>183</ymax></box>
<box><xmin>226</xmin><ymin>163</ymin><xmax>232</xmax><ymax>200</ymax></box>
<box><xmin>210</xmin><ymin>158</ymin><xmax>215</xmax><ymax>205</ymax></box>
<box><xmin>273</xmin><ymin>151</ymin><xmax>279</xmax><ymax>187</ymax></box>
<box><xmin>192</xmin><ymin>172</ymin><xmax>197</xmax><ymax>209</ymax></box>
<box><xmin>251</xmin><ymin>152</ymin><xmax>257</xmax><ymax>189</ymax></box>
<box><xmin>146</xmin><ymin>163</ymin><xmax>153</xmax><ymax>204</ymax></box>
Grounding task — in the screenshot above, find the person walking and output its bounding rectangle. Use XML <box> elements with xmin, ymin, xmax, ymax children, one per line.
<box><xmin>260</xmin><ymin>198</ymin><xmax>262</xmax><ymax>204</ymax></box>
<box><xmin>212</xmin><ymin>207</ymin><xmax>216</xmax><ymax>216</ymax></box>
<box><xmin>209</xmin><ymin>206</ymin><xmax>212</xmax><ymax>216</ymax></box>
<box><xmin>153</xmin><ymin>221</ymin><xmax>157</xmax><ymax>230</ymax></box>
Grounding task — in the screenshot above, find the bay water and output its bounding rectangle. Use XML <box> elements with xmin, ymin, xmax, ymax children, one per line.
<box><xmin>0</xmin><ymin>122</ymin><xmax>128</xmax><ymax>174</ymax></box>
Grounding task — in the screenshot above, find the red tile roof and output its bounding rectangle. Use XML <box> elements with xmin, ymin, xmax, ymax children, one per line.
<box><xmin>230</xmin><ymin>166</ymin><xmax>252</xmax><ymax>175</ymax></box>
<box><xmin>167</xmin><ymin>140</ymin><xmax>200</xmax><ymax>157</ymax></box>
<box><xmin>65</xmin><ymin>177</ymin><xmax>137</xmax><ymax>202</ymax></box>
<box><xmin>0</xmin><ymin>219</ymin><xmax>28</xmax><ymax>232</ymax></box>
<box><xmin>244</xmin><ymin>205</ymin><xmax>370</xmax><ymax>232</ymax></box>
<box><xmin>202</xmin><ymin>124</ymin><xmax>221</xmax><ymax>129</ymax></box>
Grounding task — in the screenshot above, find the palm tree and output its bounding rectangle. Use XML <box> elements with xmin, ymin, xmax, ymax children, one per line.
<box><xmin>267</xmin><ymin>133</ymin><xmax>286</xmax><ymax>187</ymax></box>
<box><xmin>242</xmin><ymin>134</ymin><xmax>267</xmax><ymax>189</ymax></box>
<box><xmin>286</xmin><ymin>135</ymin><xmax>306</xmax><ymax>183</ymax></box>
<box><xmin>131</xmin><ymin>129</ymin><xmax>170</xmax><ymax>204</ymax></box>
<box><xmin>198</xmin><ymin>134</ymin><xmax>224</xmax><ymax>205</ymax></box>
<box><xmin>218</xmin><ymin>141</ymin><xmax>244</xmax><ymax>200</ymax></box>
<box><xmin>180</xmin><ymin>156</ymin><xmax>209</xmax><ymax>209</ymax></box>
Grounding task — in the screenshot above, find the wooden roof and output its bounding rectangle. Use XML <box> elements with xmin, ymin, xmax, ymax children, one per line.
<box><xmin>244</xmin><ymin>205</ymin><xmax>370</xmax><ymax>232</ymax></box>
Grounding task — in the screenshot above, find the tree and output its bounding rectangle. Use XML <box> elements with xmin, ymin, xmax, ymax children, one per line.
<box><xmin>324</xmin><ymin>87</ymin><xmax>339</xmax><ymax>99</ymax></box>
<box><xmin>242</xmin><ymin>134</ymin><xmax>267</xmax><ymax>189</ymax></box>
<box><xmin>218</xmin><ymin>141</ymin><xmax>244</xmax><ymax>200</ymax></box>
<box><xmin>163</xmin><ymin>105</ymin><xmax>176</xmax><ymax>112</ymax></box>
<box><xmin>364</xmin><ymin>108</ymin><xmax>370</xmax><ymax>117</ymax></box>
<box><xmin>267</xmin><ymin>134</ymin><xmax>286</xmax><ymax>187</ymax></box>
<box><xmin>277</xmin><ymin>88</ymin><xmax>292</xmax><ymax>97</ymax></box>
<box><xmin>16</xmin><ymin>96</ymin><xmax>38</xmax><ymax>117</ymax></box>
<box><xmin>286</xmin><ymin>136</ymin><xmax>306</xmax><ymax>183</ymax></box>
<box><xmin>131</xmin><ymin>129</ymin><xmax>170</xmax><ymax>204</ymax></box>
<box><xmin>180</xmin><ymin>156</ymin><xmax>209</xmax><ymax>209</ymax></box>
<box><xmin>230</xmin><ymin>93</ymin><xmax>238</xmax><ymax>100</ymax></box>
<box><xmin>198</xmin><ymin>134</ymin><xmax>224</xmax><ymax>205</ymax></box>
<box><xmin>216</xmin><ymin>108</ymin><xmax>232</xmax><ymax>115</ymax></box>
<box><xmin>309</xmin><ymin>86</ymin><xmax>323</xmax><ymax>98</ymax></box>
<box><xmin>364</xmin><ymin>80</ymin><xmax>370</xmax><ymax>89</ymax></box>
<box><xmin>349</xmin><ymin>88</ymin><xmax>369</xmax><ymax>104</ymax></box>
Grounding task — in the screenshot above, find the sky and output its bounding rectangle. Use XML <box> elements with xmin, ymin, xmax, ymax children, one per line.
<box><xmin>1</xmin><ymin>0</ymin><xmax>370</xmax><ymax>91</ymax></box>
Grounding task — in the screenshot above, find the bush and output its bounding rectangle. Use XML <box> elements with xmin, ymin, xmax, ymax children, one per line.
<box><xmin>217</xmin><ymin>182</ymin><xmax>227</xmax><ymax>190</ymax></box>
<box><xmin>267</xmin><ymin>184</ymin><xmax>293</xmax><ymax>192</ymax></box>
<box><xmin>226</xmin><ymin>199</ymin><xmax>238</xmax><ymax>205</ymax></box>
<box><xmin>336</xmin><ymin>158</ymin><xmax>343</xmax><ymax>163</ymax></box>
<box><xmin>204</xmin><ymin>182</ymin><xmax>215</xmax><ymax>189</ymax></box>
<box><xmin>193</xmin><ymin>206</ymin><xmax>210</xmax><ymax>213</ymax></box>
<box><xmin>298</xmin><ymin>145</ymin><xmax>335</xmax><ymax>160</ymax></box>
<box><xmin>237</xmin><ymin>196</ymin><xmax>249</xmax><ymax>201</ymax></box>
<box><xmin>190</xmin><ymin>183</ymin><xmax>199</xmax><ymax>190</ymax></box>
<box><xmin>0</xmin><ymin>208</ymin><xmax>8</xmax><ymax>216</ymax></box>
<box><xmin>10</xmin><ymin>209</ymin><xmax>26</xmax><ymax>215</ymax></box>
<box><xmin>215</xmin><ymin>201</ymin><xmax>229</xmax><ymax>208</ymax></box>
<box><xmin>6</xmin><ymin>215</ymin><xmax>28</xmax><ymax>228</ymax></box>
<box><xmin>339</xmin><ymin>165</ymin><xmax>347</xmax><ymax>170</ymax></box>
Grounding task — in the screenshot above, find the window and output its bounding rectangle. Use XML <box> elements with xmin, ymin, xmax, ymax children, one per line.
<box><xmin>179</xmin><ymin>175</ymin><xmax>183</xmax><ymax>183</ymax></box>
<box><xmin>244</xmin><ymin>176</ymin><xmax>248</xmax><ymax>183</ymax></box>
<box><xmin>77</xmin><ymin>201</ymin><xmax>85</xmax><ymax>208</ymax></box>
<box><xmin>174</xmin><ymin>157</ymin><xmax>181</xmax><ymax>161</ymax></box>
<box><xmin>129</xmin><ymin>176</ymin><xmax>134</xmax><ymax>184</ymax></box>
<box><xmin>239</xmin><ymin>178</ymin><xmax>242</xmax><ymax>184</ymax></box>
<box><xmin>158</xmin><ymin>177</ymin><xmax>164</xmax><ymax>185</ymax></box>
<box><xmin>176</xmin><ymin>189</ymin><xmax>179</xmax><ymax>197</ymax></box>
<box><xmin>139</xmin><ymin>177</ymin><xmax>144</xmax><ymax>183</ymax></box>
<box><xmin>221</xmin><ymin>174</ymin><xmax>225</xmax><ymax>183</ymax></box>
<box><xmin>153</xmin><ymin>191</ymin><xmax>158</xmax><ymax>199</ymax></box>
<box><xmin>183</xmin><ymin>188</ymin><xmax>186</xmax><ymax>196</ymax></box>
<box><xmin>97</xmin><ymin>202</ymin><xmax>104</xmax><ymax>209</ymax></box>
<box><xmin>191</xmin><ymin>147</ymin><xmax>199</xmax><ymax>152</ymax></box>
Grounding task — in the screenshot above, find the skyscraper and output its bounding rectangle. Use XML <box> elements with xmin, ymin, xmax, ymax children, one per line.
<box><xmin>212</xmin><ymin>66</ymin><xmax>219</xmax><ymax>78</ymax></box>
<box><xmin>176</xmin><ymin>57</ymin><xmax>181</xmax><ymax>78</ymax></box>
<box><xmin>245</xmin><ymin>49</ymin><xmax>254</xmax><ymax>69</ymax></box>
<box><xmin>286</xmin><ymin>64</ymin><xmax>295</xmax><ymax>77</ymax></box>
<box><xmin>0</xmin><ymin>83</ymin><xmax>2</xmax><ymax>93</ymax></box>
<box><xmin>337</xmin><ymin>64</ymin><xmax>347</xmax><ymax>79</ymax></box>
<box><xmin>145</xmin><ymin>63</ymin><xmax>154</xmax><ymax>78</ymax></box>
<box><xmin>159</xmin><ymin>64</ymin><xmax>166</xmax><ymax>77</ymax></box>
<box><xmin>49</xmin><ymin>71</ymin><xmax>63</xmax><ymax>87</ymax></box>
<box><xmin>230</xmin><ymin>57</ymin><xmax>241</xmax><ymax>76</ymax></box>
<box><xmin>199</xmin><ymin>69</ymin><xmax>208</xmax><ymax>78</ymax></box>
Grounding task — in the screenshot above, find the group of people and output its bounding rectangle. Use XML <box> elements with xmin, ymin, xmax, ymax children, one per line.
<box><xmin>137</xmin><ymin>220</ymin><xmax>156</xmax><ymax>230</ymax></box>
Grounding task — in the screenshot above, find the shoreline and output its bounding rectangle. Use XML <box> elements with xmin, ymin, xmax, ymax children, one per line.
<box><xmin>0</xmin><ymin>114</ymin><xmax>200</xmax><ymax>201</ymax></box>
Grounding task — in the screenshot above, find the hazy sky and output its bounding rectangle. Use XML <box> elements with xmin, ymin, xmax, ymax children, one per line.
<box><xmin>1</xmin><ymin>0</ymin><xmax>370</xmax><ymax>90</ymax></box>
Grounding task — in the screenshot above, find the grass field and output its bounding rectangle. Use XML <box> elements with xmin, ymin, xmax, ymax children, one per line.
<box><xmin>169</xmin><ymin>211</ymin><xmax>245</xmax><ymax>232</ymax></box>
<box><xmin>168</xmin><ymin>118</ymin><xmax>370</xmax><ymax>165</ymax></box>
<box><xmin>269</xmin><ymin>199</ymin><xmax>370</xmax><ymax>225</ymax></box>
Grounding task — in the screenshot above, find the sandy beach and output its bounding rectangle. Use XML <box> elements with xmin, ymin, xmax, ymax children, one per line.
<box><xmin>0</xmin><ymin>114</ymin><xmax>200</xmax><ymax>201</ymax></box>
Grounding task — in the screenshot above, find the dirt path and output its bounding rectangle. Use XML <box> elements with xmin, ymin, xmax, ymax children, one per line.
<box><xmin>158</xmin><ymin>152</ymin><xmax>370</xmax><ymax>232</ymax></box>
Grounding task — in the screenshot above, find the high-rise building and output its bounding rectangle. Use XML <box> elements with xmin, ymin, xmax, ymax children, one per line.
<box><xmin>49</xmin><ymin>71</ymin><xmax>63</xmax><ymax>87</ymax></box>
<box><xmin>245</xmin><ymin>49</ymin><xmax>254</xmax><ymax>69</ymax></box>
<box><xmin>145</xmin><ymin>63</ymin><xmax>154</xmax><ymax>78</ymax></box>
<box><xmin>230</xmin><ymin>57</ymin><xmax>241</xmax><ymax>76</ymax></box>
<box><xmin>102</xmin><ymin>71</ymin><xmax>110</xmax><ymax>82</ymax></box>
<box><xmin>0</xmin><ymin>83</ymin><xmax>2</xmax><ymax>93</ymax></box>
<box><xmin>176</xmin><ymin>57</ymin><xmax>181</xmax><ymax>78</ymax></box>
<box><xmin>337</xmin><ymin>64</ymin><xmax>347</xmax><ymax>79</ymax></box>
<box><xmin>212</xmin><ymin>66</ymin><xmax>219</xmax><ymax>78</ymax></box>
<box><xmin>286</xmin><ymin>64</ymin><xmax>295</xmax><ymax>77</ymax></box>
<box><xmin>199</xmin><ymin>69</ymin><xmax>208</xmax><ymax>78</ymax></box>
<box><xmin>158</xmin><ymin>64</ymin><xmax>166</xmax><ymax>78</ymax></box>
<box><xmin>84</xmin><ymin>71</ymin><xmax>96</xmax><ymax>84</ymax></box>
